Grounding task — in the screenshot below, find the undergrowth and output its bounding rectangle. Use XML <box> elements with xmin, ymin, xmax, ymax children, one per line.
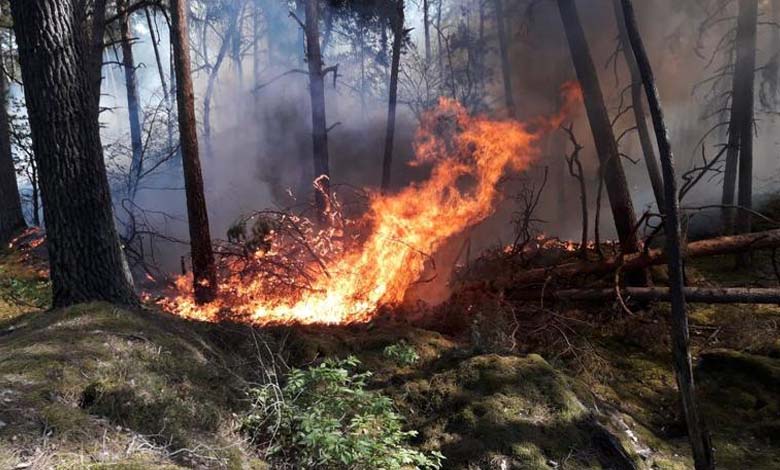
<box><xmin>242</xmin><ymin>356</ymin><xmax>443</xmax><ymax>469</ymax></box>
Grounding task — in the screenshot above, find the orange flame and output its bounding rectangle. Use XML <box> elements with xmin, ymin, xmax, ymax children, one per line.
<box><xmin>162</xmin><ymin>96</ymin><xmax>577</xmax><ymax>326</ymax></box>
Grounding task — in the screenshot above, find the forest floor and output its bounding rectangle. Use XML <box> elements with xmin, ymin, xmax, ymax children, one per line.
<box><xmin>0</xmin><ymin>232</ymin><xmax>779</xmax><ymax>469</ymax></box>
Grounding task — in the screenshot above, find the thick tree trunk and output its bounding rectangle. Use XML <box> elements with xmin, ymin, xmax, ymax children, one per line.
<box><xmin>512</xmin><ymin>287</ymin><xmax>780</xmax><ymax>304</ymax></box>
<box><xmin>620</xmin><ymin>2</ymin><xmax>714</xmax><ymax>468</ymax></box>
<box><xmin>86</xmin><ymin>0</ymin><xmax>107</xmax><ymax>119</ymax></box>
<box><xmin>381</xmin><ymin>3</ymin><xmax>404</xmax><ymax>192</ymax></box>
<box><xmin>468</xmin><ymin>228</ymin><xmax>780</xmax><ymax>288</ymax></box>
<box><xmin>0</xmin><ymin>47</ymin><xmax>26</xmax><ymax>244</ymax></box>
<box><xmin>170</xmin><ymin>0</ymin><xmax>218</xmax><ymax>304</ymax></box>
<box><xmin>493</xmin><ymin>0</ymin><xmax>515</xmax><ymax>117</ymax></box>
<box><xmin>118</xmin><ymin>0</ymin><xmax>144</xmax><ymax>199</ymax></box>
<box><xmin>305</xmin><ymin>0</ymin><xmax>331</xmax><ymax>219</ymax></box>
<box><xmin>612</xmin><ymin>0</ymin><xmax>664</xmax><ymax>212</ymax></box>
<box><xmin>556</xmin><ymin>0</ymin><xmax>644</xmax><ymax>281</ymax></box>
<box><xmin>721</xmin><ymin>0</ymin><xmax>758</xmax><ymax>236</ymax></box>
<box><xmin>11</xmin><ymin>0</ymin><xmax>137</xmax><ymax>307</ymax></box>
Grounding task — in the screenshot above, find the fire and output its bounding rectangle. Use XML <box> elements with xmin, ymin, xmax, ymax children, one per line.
<box><xmin>162</xmin><ymin>96</ymin><xmax>578</xmax><ymax>326</ymax></box>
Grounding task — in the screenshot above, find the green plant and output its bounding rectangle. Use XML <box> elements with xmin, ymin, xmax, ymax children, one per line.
<box><xmin>383</xmin><ymin>340</ymin><xmax>420</xmax><ymax>366</ymax></box>
<box><xmin>242</xmin><ymin>356</ymin><xmax>442</xmax><ymax>469</ymax></box>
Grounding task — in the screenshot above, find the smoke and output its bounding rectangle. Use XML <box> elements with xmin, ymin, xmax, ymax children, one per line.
<box><xmin>87</xmin><ymin>0</ymin><xmax>780</xmax><ymax>279</ymax></box>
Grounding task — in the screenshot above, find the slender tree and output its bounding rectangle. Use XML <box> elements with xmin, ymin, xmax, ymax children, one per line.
<box><xmin>170</xmin><ymin>0</ymin><xmax>218</xmax><ymax>303</ymax></box>
<box><xmin>0</xmin><ymin>40</ymin><xmax>26</xmax><ymax>244</ymax></box>
<box><xmin>721</xmin><ymin>0</ymin><xmax>758</xmax><ymax>238</ymax></box>
<box><xmin>612</xmin><ymin>0</ymin><xmax>664</xmax><ymax>212</ymax></box>
<box><xmin>556</xmin><ymin>0</ymin><xmax>645</xmax><ymax>278</ymax></box>
<box><xmin>381</xmin><ymin>1</ymin><xmax>404</xmax><ymax>192</ymax></box>
<box><xmin>117</xmin><ymin>0</ymin><xmax>144</xmax><ymax>200</ymax></box>
<box><xmin>11</xmin><ymin>0</ymin><xmax>138</xmax><ymax>307</ymax></box>
<box><xmin>620</xmin><ymin>5</ymin><xmax>715</xmax><ymax>469</ymax></box>
<box><xmin>304</xmin><ymin>0</ymin><xmax>332</xmax><ymax>218</ymax></box>
<box><xmin>493</xmin><ymin>0</ymin><xmax>515</xmax><ymax>117</ymax></box>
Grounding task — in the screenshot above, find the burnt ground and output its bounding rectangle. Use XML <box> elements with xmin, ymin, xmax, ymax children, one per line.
<box><xmin>0</xmin><ymin>232</ymin><xmax>779</xmax><ymax>469</ymax></box>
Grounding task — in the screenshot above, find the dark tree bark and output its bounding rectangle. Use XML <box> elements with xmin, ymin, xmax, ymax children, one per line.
<box><xmin>118</xmin><ymin>0</ymin><xmax>144</xmax><ymax>199</ymax></box>
<box><xmin>556</xmin><ymin>0</ymin><xmax>644</xmax><ymax>279</ymax></box>
<box><xmin>612</xmin><ymin>0</ymin><xmax>664</xmax><ymax>212</ymax></box>
<box><xmin>86</xmin><ymin>0</ymin><xmax>107</xmax><ymax>119</ymax></box>
<box><xmin>493</xmin><ymin>0</ymin><xmax>515</xmax><ymax>117</ymax></box>
<box><xmin>621</xmin><ymin>5</ymin><xmax>716</xmax><ymax>467</ymax></box>
<box><xmin>170</xmin><ymin>0</ymin><xmax>218</xmax><ymax>304</ymax></box>
<box><xmin>512</xmin><ymin>287</ymin><xmax>780</xmax><ymax>304</ymax></box>
<box><xmin>423</xmin><ymin>0</ymin><xmax>431</xmax><ymax>62</ymax></box>
<box><xmin>721</xmin><ymin>0</ymin><xmax>758</xmax><ymax>237</ymax></box>
<box><xmin>0</xmin><ymin>48</ymin><xmax>26</xmax><ymax>244</ymax></box>
<box><xmin>381</xmin><ymin>1</ymin><xmax>404</xmax><ymax>192</ymax></box>
<box><xmin>11</xmin><ymin>0</ymin><xmax>137</xmax><ymax>307</ymax></box>
<box><xmin>305</xmin><ymin>0</ymin><xmax>331</xmax><ymax>219</ymax></box>
<box><xmin>734</xmin><ymin>0</ymin><xmax>758</xmax><ymax>265</ymax></box>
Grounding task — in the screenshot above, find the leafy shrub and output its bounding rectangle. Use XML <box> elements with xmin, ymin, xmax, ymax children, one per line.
<box><xmin>383</xmin><ymin>340</ymin><xmax>421</xmax><ymax>366</ymax></box>
<box><xmin>242</xmin><ymin>356</ymin><xmax>442</xmax><ymax>469</ymax></box>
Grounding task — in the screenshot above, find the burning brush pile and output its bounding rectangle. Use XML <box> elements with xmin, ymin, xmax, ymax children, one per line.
<box><xmin>160</xmin><ymin>99</ymin><xmax>546</xmax><ymax>326</ymax></box>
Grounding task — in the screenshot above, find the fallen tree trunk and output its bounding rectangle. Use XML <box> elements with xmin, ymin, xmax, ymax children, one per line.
<box><xmin>468</xmin><ymin>229</ymin><xmax>780</xmax><ymax>289</ymax></box>
<box><xmin>510</xmin><ymin>287</ymin><xmax>780</xmax><ymax>304</ymax></box>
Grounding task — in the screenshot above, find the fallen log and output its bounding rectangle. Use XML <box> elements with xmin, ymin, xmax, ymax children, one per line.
<box><xmin>509</xmin><ymin>287</ymin><xmax>780</xmax><ymax>304</ymax></box>
<box><xmin>465</xmin><ymin>228</ymin><xmax>780</xmax><ymax>290</ymax></box>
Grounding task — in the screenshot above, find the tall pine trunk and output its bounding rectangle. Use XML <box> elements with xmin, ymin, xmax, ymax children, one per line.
<box><xmin>11</xmin><ymin>0</ymin><xmax>138</xmax><ymax>307</ymax></box>
<box><xmin>557</xmin><ymin>0</ymin><xmax>645</xmax><ymax>279</ymax></box>
<box><xmin>381</xmin><ymin>2</ymin><xmax>404</xmax><ymax>192</ymax></box>
<box><xmin>170</xmin><ymin>0</ymin><xmax>218</xmax><ymax>304</ymax></box>
<box><xmin>734</xmin><ymin>0</ymin><xmax>758</xmax><ymax>265</ymax></box>
<box><xmin>612</xmin><ymin>0</ymin><xmax>664</xmax><ymax>212</ymax></box>
<box><xmin>118</xmin><ymin>0</ymin><xmax>144</xmax><ymax>199</ymax></box>
<box><xmin>305</xmin><ymin>0</ymin><xmax>331</xmax><ymax>219</ymax></box>
<box><xmin>721</xmin><ymin>0</ymin><xmax>758</xmax><ymax>236</ymax></box>
<box><xmin>0</xmin><ymin>41</ymin><xmax>26</xmax><ymax>244</ymax></box>
<box><xmin>620</xmin><ymin>5</ymin><xmax>715</xmax><ymax>468</ymax></box>
<box><xmin>493</xmin><ymin>0</ymin><xmax>515</xmax><ymax>117</ymax></box>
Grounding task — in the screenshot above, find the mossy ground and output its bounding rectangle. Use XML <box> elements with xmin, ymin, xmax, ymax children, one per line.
<box><xmin>0</xmin><ymin>247</ymin><xmax>267</xmax><ymax>469</ymax></box>
<box><xmin>2</xmin><ymin>240</ymin><xmax>780</xmax><ymax>469</ymax></box>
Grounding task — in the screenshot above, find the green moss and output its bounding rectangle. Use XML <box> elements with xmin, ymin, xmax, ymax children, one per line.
<box><xmin>0</xmin><ymin>302</ymin><xmax>256</xmax><ymax>468</ymax></box>
<box><xmin>392</xmin><ymin>353</ymin><xmax>611</xmax><ymax>469</ymax></box>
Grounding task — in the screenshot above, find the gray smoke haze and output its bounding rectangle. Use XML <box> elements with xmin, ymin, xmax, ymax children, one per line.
<box><xmin>79</xmin><ymin>0</ymin><xmax>780</xmax><ymax>276</ymax></box>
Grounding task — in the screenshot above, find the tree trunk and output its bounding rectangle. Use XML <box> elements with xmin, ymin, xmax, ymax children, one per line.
<box><xmin>305</xmin><ymin>0</ymin><xmax>331</xmax><ymax>220</ymax></box>
<box><xmin>145</xmin><ymin>8</ymin><xmax>174</xmax><ymax>157</ymax></box>
<box><xmin>118</xmin><ymin>0</ymin><xmax>144</xmax><ymax>200</ymax></box>
<box><xmin>612</xmin><ymin>0</ymin><xmax>664</xmax><ymax>212</ymax></box>
<box><xmin>203</xmin><ymin>2</ymin><xmax>241</xmax><ymax>161</ymax></box>
<box><xmin>467</xmin><ymin>228</ymin><xmax>780</xmax><ymax>289</ymax></box>
<box><xmin>423</xmin><ymin>0</ymin><xmax>431</xmax><ymax>62</ymax></box>
<box><xmin>620</xmin><ymin>2</ymin><xmax>714</xmax><ymax>468</ymax></box>
<box><xmin>511</xmin><ymin>287</ymin><xmax>780</xmax><ymax>304</ymax></box>
<box><xmin>721</xmin><ymin>0</ymin><xmax>758</xmax><ymax>236</ymax></box>
<box><xmin>11</xmin><ymin>0</ymin><xmax>137</xmax><ymax>307</ymax></box>
<box><xmin>170</xmin><ymin>0</ymin><xmax>218</xmax><ymax>304</ymax></box>
<box><xmin>0</xmin><ymin>41</ymin><xmax>26</xmax><ymax>244</ymax></box>
<box><xmin>381</xmin><ymin>2</ymin><xmax>404</xmax><ymax>192</ymax></box>
<box><xmin>734</xmin><ymin>0</ymin><xmax>758</xmax><ymax>265</ymax></box>
<box><xmin>86</xmin><ymin>0</ymin><xmax>107</xmax><ymax>119</ymax></box>
<box><xmin>556</xmin><ymin>0</ymin><xmax>645</xmax><ymax>284</ymax></box>
<box><xmin>493</xmin><ymin>0</ymin><xmax>515</xmax><ymax>117</ymax></box>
